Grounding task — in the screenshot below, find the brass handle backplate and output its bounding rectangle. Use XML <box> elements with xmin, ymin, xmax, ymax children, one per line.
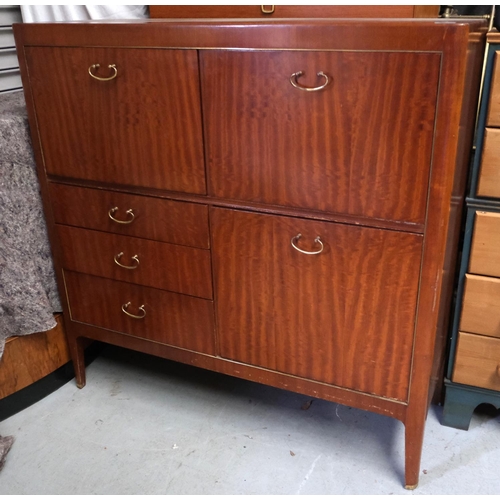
<box><xmin>89</xmin><ymin>63</ymin><xmax>118</xmax><ymax>81</ymax></box>
<box><xmin>108</xmin><ymin>207</ymin><xmax>135</xmax><ymax>224</ymax></box>
<box><xmin>121</xmin><ymin>302</ymin><xmax>146</xmax><ymax>319</ymax></box>
<box><xmin>290</xmin><ymin>71</ymin><xmax>330</xmax><ymax>92</ymax></box>
<box><xmin>291</xmin><ymin>234</ymin><xmax>324</xmax><ymax>255</ymax></box>
<box><xmin>261</xmin><ymin>5</ymin><xmax>275</xmax><ymax>14</ymax></box>
<box><xmin>114</xmin><ymin>252</ymin><xmax>140</xmax><ymax>270</ymax></box>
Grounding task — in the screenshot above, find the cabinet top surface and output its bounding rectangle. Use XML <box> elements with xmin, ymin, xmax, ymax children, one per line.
<box><xmin>14</xmin><ymin>18</ymin><xmax>486</xmax><ymax>51</ymax></box>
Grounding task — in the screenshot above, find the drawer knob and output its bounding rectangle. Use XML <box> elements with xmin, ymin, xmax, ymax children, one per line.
<box><xmin>114</xmin><ymin>252</ymin><xmax>140</xmax><ymax>270</ymax></box>
<box><xmin>290</xmin><ymin>71</ymin><xmax>330</xmax><ymax>92</ymax></box>
<box><xmin>291</xmin><ymin>233</ymin><xmax>324</xmax><ymax>255</ymax></box>
<box><xmin>121</xmin><ymin>302</ymin><xmax>146</xmax><ymax>319</ymax></box>
<box><xmin>108</xmin><ymin>207</ymin><xmax>135</xmax><ymax>224</ymax></box>
<box><xmin>88</xmin><ymin>63</ymin><xmax>118</xmax><ymax>81</ymax></box>
<box><xmin>261</xmin><ymin>5</ymin><xmax>275</xmax><ymax>14</ymax></box>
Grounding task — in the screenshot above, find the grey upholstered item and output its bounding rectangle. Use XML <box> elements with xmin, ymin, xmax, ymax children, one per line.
<box><xmin>0</xmin><ymin>90</ymin><xmax>61</xmax><ymax>359</ymax></box>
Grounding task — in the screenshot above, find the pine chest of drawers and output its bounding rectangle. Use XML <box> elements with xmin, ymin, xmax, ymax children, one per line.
<box><xmin>14</xmin><ymin>19</ymin><xmax>486</xmax><ymax>488</ymax></box>
<box><xmin>443</xmin><ymin>31</ymin><xmax>500</xmax><ymax>430</ymax></box>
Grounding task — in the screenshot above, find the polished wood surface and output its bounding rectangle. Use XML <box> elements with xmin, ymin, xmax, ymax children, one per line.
<box><xmin>25</xmin><ymin>47</ymin><xmax>205</xmax><ymax>194</ymax></box>
<box><xmin>203</xmin><ymin>50</ymin><xmax>439</xmax><ymax>224</ymax></box>
<box><xmin>64</xmin><ymin>271</ymin><xmax>215</xmax><ymax>355</ymax></box>
<box><xmin>49</xmin><ymin>183</ymin><xmax>210</xmax><ymax>249</ymax></box>
<box><xmin>149</xmin><ymin>5</ymin><xmax>432</xmax><ymax>19</ymax></box>
<box><xmin>486</xmin><ymin>52</ymin><xmax>500</xmax><ymax>127</ymax></box>
<box><xmin>0</xmin><ymin>315</ymin><xmax>69</xmax><ymax>399</ymax></box>
<box><xmin>469</xmin><ymin>211</ymin><xmax>500</xmax><ymax>277</ymax></box>
<box><xmin>57</xmin><ymin>225</ymin><xmax>213</xmax><ymax>299</ymax></box>
<box><xmin>477</xmin><ymin>128</ymin><xmax>500</xmax><ymax>197</ymax></box>
<box><xmin>70</xmin><ymin>320</ymin><xmax>407</xmax><ymax>421</ymax></box>
<box><xmin>460</xmin><ymin>274</ymin><xmax>500</xmax><ymax>338</ymax></box>
<box><xmin>453</xmin><ymin>332</ymin><xmax>500</xmax><ymax>391</ymax></box>
<box><xmin>212</xmin><ymin>208</ymin><xmax>422</xmax><ymax>401</ymax></box>
<box><xmin>13</xmin><ymin>19</ymin><xmax>487</xmax><ymax>489</ymax></box>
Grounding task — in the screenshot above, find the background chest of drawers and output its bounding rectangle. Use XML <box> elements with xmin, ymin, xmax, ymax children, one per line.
<box><xmin>14</xmin><ymin>19</ymin><xmax>485</xmax><ymax>488</ymax></box>
<box><xmin>443</xmin><ymin>32</ymin><xmax>500</xmax><ymax>430</ymax></box>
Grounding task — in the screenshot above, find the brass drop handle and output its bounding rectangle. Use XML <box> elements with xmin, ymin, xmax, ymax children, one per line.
<box><xmin>291</xmin><ymin>234</ymin><xmax>324</xmax><ymax>255</ymax></box>
<box><xmin>290</xmin><ymin>71</ymin><xmax>330</xmax><ymax>92</ymax></box>
<box><xmin>89</xmin><ymin>63</ymin><xmax>118</xmax><ymax>81</ymax></box>
<box><xmin>108</xmin><ymin>207</ymin><xmax>135</xmax><ymax>224</ymax></box>
<box><xmin>121</xmin><ymin>302</ymin><xmax>146</xmax><ymax>319</ymax></box>
<box><xmin>261</xmin><ymin>5</ymin><xmax>275</xmax><ymax>14</ymax></box>
<box><xmin>114</xmin><ymin>252</ymin><xmax>139</xmax><ymax>270</ymax></box>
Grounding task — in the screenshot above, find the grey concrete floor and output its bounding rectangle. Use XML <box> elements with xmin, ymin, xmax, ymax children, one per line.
<box><xmin>1</xmin><ymin>345</ymin><xmax>499</xmax><ymax>495</ymax></box>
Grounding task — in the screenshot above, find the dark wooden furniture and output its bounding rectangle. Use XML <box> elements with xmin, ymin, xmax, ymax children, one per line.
<box><xmin>149</xmin><ymin>5</ymin><xmax>440</xmax><ymax>19</ymax></box>
<box><xmin>14</xmin><ymin>19</ymin><xmax>485</xmax><ymax>489</ymax></box>
<box><xmin>443</xmin><ymin>31</ymin><xmax>500</xmax><ymax>430</ymax></box>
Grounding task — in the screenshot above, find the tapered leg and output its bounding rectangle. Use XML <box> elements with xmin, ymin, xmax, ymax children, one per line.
<box><xmin>67</xmin><ymin>334</ymin><xmax>86</xmax><ymax>389</ymax></box>
<box><xmin>404</xmin><ymin>410</ymin><xmax>426</xmax><ymax>490</ymax></box>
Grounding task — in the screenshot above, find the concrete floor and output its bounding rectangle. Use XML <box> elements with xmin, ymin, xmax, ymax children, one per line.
<box><xmin>1</xmin><ymin>345</ymin><xmax>499</xmax><ymax>495</ymax></box>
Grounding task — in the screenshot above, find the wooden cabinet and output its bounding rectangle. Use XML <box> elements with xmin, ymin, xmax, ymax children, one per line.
<box><xmin>443</xmin><ymin>35</ymin><xmax>500</xmax><ymax>431</ymax></box>
<box><xmin>14</xmin><ymin>19</ymin><xmax>485</xmax><ymax>489</ymax></box>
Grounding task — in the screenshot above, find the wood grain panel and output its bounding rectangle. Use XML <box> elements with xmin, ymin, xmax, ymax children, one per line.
<box><xmin>453</xmin><ymin>332</ymin><xmax>500</xmax><ymax>391</ymax></box>
<box><xmin>487</xmin><ymin>52</ymin><xmax>500</xmax><ymax>127</ymax></box>
<box><xmin>202</xmin><ymin>50</ymin><xmax>440</xmax><ymax>223</ymax></box>
<box><xmin>57</xmin><ymin>225</ymin><xmax>213</xmax><ymax>299</ymax></box>
<box><xmin>64</xmin><ymin>271</ymin><xmax>215</xmax><ymax>355</ymax></box>
<box><xmin>0</xmin><ymin>315</ymin><xmax>69</xmax><ymax>399</ymax></box>
<box><xmin>476</xmin><ymin>128</ymin><xmax>500</xmax><ymax>198</ymax></box>
<box><xmin>212</xmin><ymin>208</ymin><xmax>422</xmax><ymax>401</ymax></box>
<box><xmin>25</xmin><ymin>47</ymin><xmax>205</xmax><ymax>194</ymax></box>
<box><xmin>469</xmin><ymin>211</ymin><xmax>500</xmax><ymax>278</ymax></box>
<box><xmin>149</xmin><ymin>5</ymin><xmax>418</xmax><ymax>19</ymax></box>
<box><xmin>210</xmin><ymin>208</ymin><xmax>276</xmax><ymax>369</ymax></box>
<box><xmin>49</xmin><ymin>183</ymin><xmax>210</xmax><ymax>249</ymax></box>
<box><xmin>460</xmin><ymin>274</ymin><xmax>500</xmax><ymax>338</ymax></box>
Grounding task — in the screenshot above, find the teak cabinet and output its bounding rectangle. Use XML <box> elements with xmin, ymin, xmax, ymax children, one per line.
<box><xmin>14</xmin><ymin>19</ymin><xmax>486</xmax><ymax>489</ymax></box>
<box><xmin>443</xmin><ymin>33</ymin><xmax>500</xmax><ymax>430</ymax></box>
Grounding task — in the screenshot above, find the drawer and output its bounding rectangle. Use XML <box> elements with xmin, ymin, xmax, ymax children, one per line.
<box><xmin>202</xmin><ymin>50</ymin><xmax>440</xmax><ymax>223</ymax></box>
<box><xmin>476</xmin><ymin>128</ymin><xmax>500</xmax><ymax>198</ymax></box>
<box><xmin>149</xmin><ymin>5</ymin><xmax>421</xmax><ymax>19</ymax></box>
<box><xmin>64</xmin><ymin>271</ymin><xmax>215</xmax><ymax>355</ymax></box>
<box><xmin>460</xmin><ymin>274</ymin><xmax>500</xmax><ymax>338</ymax></box>
<box><xmin>452</xmin><ymin>332</ymin><xmax>500</xmax><ymax>391</ymax></box>
<box><xmin>469</xmin><ymin>211</ymin><xmax>500</xmax><ymax>278</ymax></box>
<box><xmin>57</xmin><ymin>225</ymin><xmax>213</xmax><ymax>300</ymax></box>
<box><xmin>25</xmin><ymin>47</ymin><xmax>205</xmax><ymax>194</ymax></box>
<box><xmin>487</xmin><ymin>51</ymin><xmax>500</xmax><ymax>127</ymax></box>
<box><xmin>49</xmin><ymin>183</ymin><xmax>210</xmax><ymax>249</ymax></box>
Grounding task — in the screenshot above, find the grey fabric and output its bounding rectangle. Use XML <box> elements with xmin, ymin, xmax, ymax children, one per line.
<box><xmin>0</xmin><ymin>435</ymin><xmax>14</xmax><ymax>471</ymax></box>
<box><xmin>0</xmin><ymin>91</ymin><xmax>62</xmax><ymax>359</ymax></box>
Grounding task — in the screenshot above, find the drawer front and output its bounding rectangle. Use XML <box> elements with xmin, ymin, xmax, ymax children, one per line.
<box><xmin>487</xmin><ymin>51</ymin><xmax>500</xmax><ymax>127</ymax></box>
<box><xmin>477</xmin><ymin>128</ymin><xmax>500</xmax><ymax>198</ymax></box>
<box><xmin>57</xmin><ymin>225</ymin><xmax>213</xmax><ymax>300</ymax></box>
<box><xmin>49</xmin><ymin>183</ymin><xmax>210</xmax><ymax>249</ymax></box>
<box><xmin>469</xmin><ymin>211</ymin><xmax>500</xmax><ymax>278</ymax></box>
<box><xmin>212</xmin><ymin>208</ymin><xmax>423</xmax><ymax>401</ymax></box>
<box><xmin>26</xmin><ymin>47</ymin><xmax>205</xmax><ymax>194</ymax></box>
<box><xmin>150</xmin><ymin>5</ymin><xmax>418</xmax><ymax>18</ymax></box>
<box><xmin>452</xmin><ymin>332</ymin><xmax>500</xmax><ymax>391</ymax></box>
<box><xmin>203</xmin><ymin>50</ymin><xmax>440</xmax><ymax>224</ymax></box>
<box><xmin>460</xmin><ymin>274</ymin><xmax>500</xmax><ymax>338</ymax></box>
<box><xmin>64</xmin><ymin>271</ymin><xmax>215</xmax><ymax>355</ymax></box>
